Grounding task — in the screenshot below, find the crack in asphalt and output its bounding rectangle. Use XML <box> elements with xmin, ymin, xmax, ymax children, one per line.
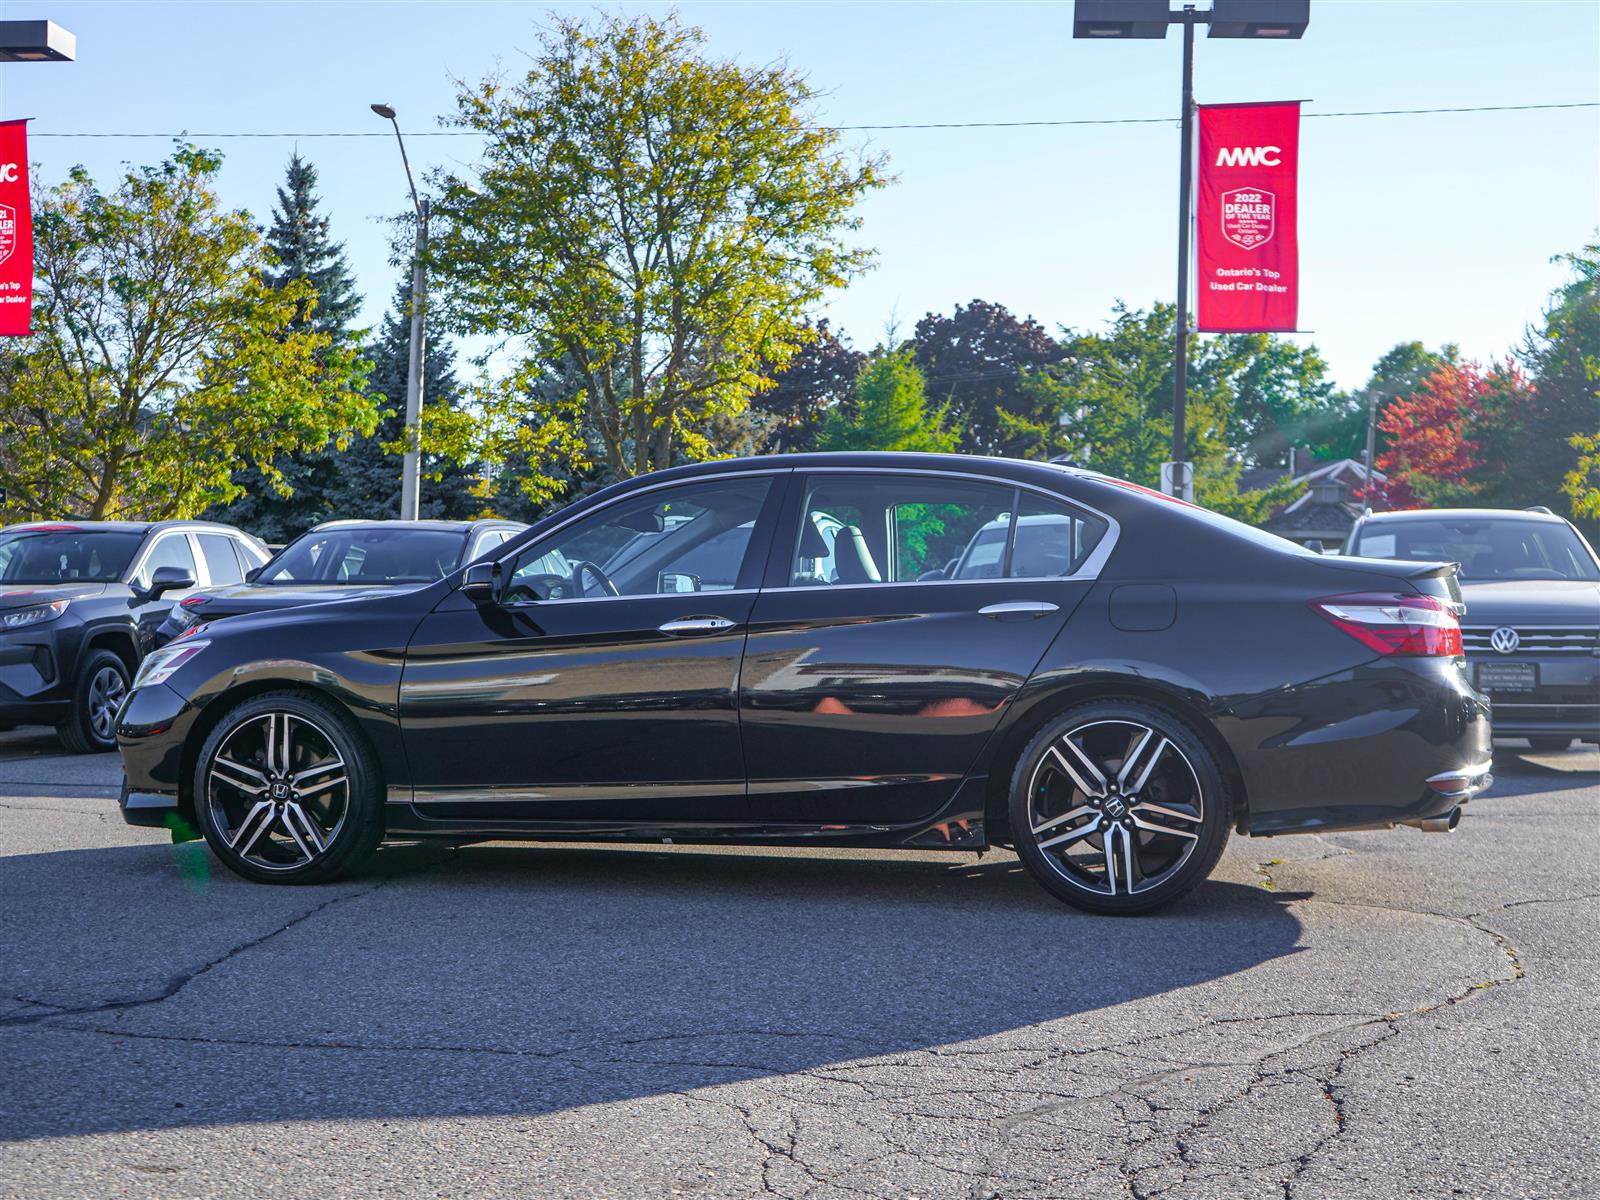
<box><xmin>5</xmin><ymin>825</ymin><xmax>1594</xmax><ymax>1197</ymax></box>
<box><xmin>0</xmin><ymin>885</ymin><xmax>383</xmax><ymax>1029</ymax></box>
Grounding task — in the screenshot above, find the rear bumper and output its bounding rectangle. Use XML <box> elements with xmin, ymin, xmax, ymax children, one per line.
<box><xmin>1219</xmin><ymin>656</ymin><xmax>1494</xmax><ymax>836</ymax></box>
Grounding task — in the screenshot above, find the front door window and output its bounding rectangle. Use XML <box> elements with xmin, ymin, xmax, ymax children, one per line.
<box><xmin>505</xmin><ymin>475</ymin><xmax>774</xmax><ymax>603</ymax></box>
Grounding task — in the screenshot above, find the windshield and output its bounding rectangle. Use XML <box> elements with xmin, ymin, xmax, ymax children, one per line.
<box><xmin>259</xmin><ymin>528</ymin><xmax>465</xmax><ymax>585</ymax></box>
<box><xmin>1352</xmin><ymin>518</ymin><xmax>1600</xmax><ymax>582</ymax></box>
<box><xmin>0</xmin><ymin>529</ymin><xmax>145</xmax><ymax>584</ymax></box>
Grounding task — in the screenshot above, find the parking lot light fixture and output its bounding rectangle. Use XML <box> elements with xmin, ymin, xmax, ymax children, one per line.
<box><xmin>0</xmin><ymin>20</ymin><xmax>75</xmax><ymax>63</ymax></box>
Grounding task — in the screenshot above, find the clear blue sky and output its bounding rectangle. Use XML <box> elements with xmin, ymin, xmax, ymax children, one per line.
<box><xmin>3</xmin><ymin>0</ymin><xmax>1597</xmax><ymax>390</ymax></box>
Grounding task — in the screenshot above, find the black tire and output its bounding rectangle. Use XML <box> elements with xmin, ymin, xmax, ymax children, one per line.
<box><xmin>1526</xmin><ymin>736</ymin><xmax>1573</xmax><ymax>753</ymax></box>
<box><xmin>1008</xmin><ymin>699</ymin><xmax>1232</xmax><ymax>915</ymax></box>
<box><xmin>193</xmin><ymin>691</ymin><xmax>383</xmax><ymax>884</ymax></box>
<box><xmin>56</xmin><ymin>648</ymin><xmax>130</xmax><ymax>754</ymax></box>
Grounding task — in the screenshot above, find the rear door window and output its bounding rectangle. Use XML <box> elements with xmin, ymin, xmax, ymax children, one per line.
<box><xmin>196</xmin><ymin>533</ymin><xmax>246</xmax><ymax>585</ymax></box>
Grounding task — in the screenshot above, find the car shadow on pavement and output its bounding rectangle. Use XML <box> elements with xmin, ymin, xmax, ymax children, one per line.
<box><xmin>0</xmin><ymin>838</ymin><xmax>1306</xmax><ymax>1142</ymax></box>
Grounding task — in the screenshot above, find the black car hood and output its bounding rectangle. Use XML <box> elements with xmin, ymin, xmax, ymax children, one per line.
<box><xmin>1459</xmin><ymin>579</ymin><xmax>1600</xmax><ymax>626</ymax></box>
<box><xmin>0</xmin><ymin>582</ymin><xmax>113</xmax><ymax>609</ymax></box>
<box><xmin>188</xmin><ymin>582</ymin><xmax>415</xmax><ymax>621</ymax></box>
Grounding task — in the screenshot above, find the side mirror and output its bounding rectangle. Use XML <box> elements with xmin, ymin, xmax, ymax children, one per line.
<box><xmin>658</xmin><ymin>571</ymin><xmax>701</xmax><ymax>593</ymax></box>
<box><xmin>459</xmin><ymin>561</ymin><xmax>501</xmax><ymax>606</ymax></box>
<box><xmin>142</xmin><ymin>565</ymin><xmax>196</xmax><ymax>601</ymax></box>
<box><xmin>244</xmin><ymin>566</ymin><xmax>263</xmax><ymax>583</ymax></box>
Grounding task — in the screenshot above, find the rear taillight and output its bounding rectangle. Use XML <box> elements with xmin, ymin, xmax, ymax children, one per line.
<box><xmin>1313</xmin><ymin>592</ymin><xmax>1463</xmax><ymax>657</ymax></box>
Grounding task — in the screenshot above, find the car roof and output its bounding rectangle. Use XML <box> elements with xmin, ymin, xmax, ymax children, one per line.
<box><xmin>0</xmin><ymin>519</ymin><xmax>252</xmax><ymax>535</ymax></box>
<box><xmin>308</xmin><ymin>519</ymin><xmax>522</xmax><ymax>534</ymax></box>
<box><xmin>1356</xmin><ymin>508</ymin><xmax>1568</xmax><ymax>525</ymax></box>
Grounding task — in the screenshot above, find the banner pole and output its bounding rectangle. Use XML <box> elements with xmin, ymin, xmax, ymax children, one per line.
<box><xmin>1171</xmin><ymin>8</ymin><xmax>1197</xmax><ymax>498</ymax></box>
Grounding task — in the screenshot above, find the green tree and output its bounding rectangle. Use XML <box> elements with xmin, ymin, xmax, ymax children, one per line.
<box><xmin>323</xmin><ymin>278</ymin><xmax>485</xmax><ymax>521</ymax></box>
<box><xmin>818</xmin><ymin>350</ymin><xmax>956</xmax><ymax>453</ymax></box>
<box><xmin>998</xmin><ymin>302</ymin><xmax>1310</xmax><ymax>519</ymax></box>
<box><xmin>1484</xmin><ymin>243</ymin><xmax>1600</xmax><ymax>521</ymax></box>
<box><xmin>427</xmin><ymin>11</ymin><xmax>886</xmax><ymax>506</ymax></box>
<box><xmin>206</xmin><ymin>153</ymin><xmax>370</xmax><ymax>540</ymax></box>
<box><xmin>263</xmin><ymin>153</ymin><xmax>362</xmax><ymax>336</ymax></box>
<box><xmin>0</xmin><ymin>146</ymin><xmax>373</xmax><ymax>522</ymax></box>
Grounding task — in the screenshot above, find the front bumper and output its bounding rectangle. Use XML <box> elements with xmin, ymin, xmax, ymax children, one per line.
<box><xmin>1470</xmin><ymin>652</ymin><xmax>1600</xmax><ymax>740</ymax></box>
<box><xmin>115</xmin><ymin>681</ymin><xmax>198</xmax><ymax>827</ymax></box>
<box><xmin>0</xmin><ymin>628</ymin><xmax>74</xmax><ymax>724</ymax></box>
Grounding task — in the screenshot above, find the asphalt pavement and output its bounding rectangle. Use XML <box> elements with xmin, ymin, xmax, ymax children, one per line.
<box><xmin>0</xmin><ymin>724</ymin><xmax>1595</xmax><ymax>1199</ymax></box>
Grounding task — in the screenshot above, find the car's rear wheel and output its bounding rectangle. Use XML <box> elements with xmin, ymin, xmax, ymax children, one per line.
<box><xmin>56</xmin><ymin>649</ymin><xmax>129</xmax><ymax>754</ymax></box>
<box><xmin>1008</xmin><ymin>700</ymin><xmax>1232</xmax><ymax>915</ymax></box>
<box><xmin>193</xmin><ymin>691</ymin><xmax>383</xmax><ymax>884</ymax></box>
<box><xmin>1526</xmin><ymin>736</ymin><xmax>1573</xmax><ymax>753</ymax></box>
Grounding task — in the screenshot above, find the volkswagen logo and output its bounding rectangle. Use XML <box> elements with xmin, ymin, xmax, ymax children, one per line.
<box><xmin>1489</xmin><ymin>626</ymin><xmax>1521</xmax><ymax>654</ymax></box>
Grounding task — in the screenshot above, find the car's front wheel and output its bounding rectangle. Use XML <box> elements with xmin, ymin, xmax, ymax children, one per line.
<box><xmin>193</xmin><ymin>691</ymin><xmax>383</xmax><ymax>884</ymax></box>
<box><xmin>57</xmin><ymin>648</ymin><xmax>130</xmax><ymax>754</ymax></box>
<box><xmin>1009</xmin><ymin>700</ymin><xmax>1232</xmax><ymax>915</ymax></box>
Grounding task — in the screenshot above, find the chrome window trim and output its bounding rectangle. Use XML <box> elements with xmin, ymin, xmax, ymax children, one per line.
<box><xmin>503</xmin><ymin>587</ymin><xmax>760</xmax><ymax>610</ymax></box>
<box><xmin>775</xmin><ymin>465</ymin><xmax>1121</xmax><ymax>589</ymax></box>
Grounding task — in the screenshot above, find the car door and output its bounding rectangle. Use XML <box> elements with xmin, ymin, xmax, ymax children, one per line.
<box><xmin>741</xmin><ymin>469</ymin><xmax>1111</xmax><ymax>827</ymax></box>
<box><xmin>398</xmin><ymin>472</ymin><xmax>783</xmax><ymax>823</ymax></box>
<box><xmin>128</xmin><ymin>531</ymin><xmax>204</xmax><ymax>655</ymax></box>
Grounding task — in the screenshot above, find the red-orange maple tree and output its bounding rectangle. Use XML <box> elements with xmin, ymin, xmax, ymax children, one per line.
<box><xmin>1365</xmin><ymin>361</ymin><xmax>1528</xmax><ymax>509</ymax></box>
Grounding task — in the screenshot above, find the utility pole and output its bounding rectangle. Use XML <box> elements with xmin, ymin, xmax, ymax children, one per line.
<box><xmin>1364</xmin><ymin>389</ymin><xmax>1379</xmax><ymax>510</ymax></box>
<box><xmin>1171</xmin><ymin>6</ymin><xmax>1198</xmax><ymax>498</ymax></box>
<box><xmin>371</xmin><ymin>103</ymin><xmax>427</xmax><ymax>521</ymax></box>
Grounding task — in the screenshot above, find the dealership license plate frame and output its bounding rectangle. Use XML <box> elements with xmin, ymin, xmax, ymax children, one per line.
<box><xmin>1477</xmin><ymin>661</ymin><xmax>1538</xmax><ymax>693</ymax></box>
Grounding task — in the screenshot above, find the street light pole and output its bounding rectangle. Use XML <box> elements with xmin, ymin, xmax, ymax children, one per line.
<box><xmin>371</xmin><ymin>103</ymin><xmax>426</xmax><ymax>521</ymax></box>
<box><xmin>1072</xmin><ymin>1</ymin><xmax>1310</xmax><ymax>500</ymax></box>
<box><xmin>1171</xmin><ymin>7</ymin><xmax>1198</xmax><ymax>497</ymax></box>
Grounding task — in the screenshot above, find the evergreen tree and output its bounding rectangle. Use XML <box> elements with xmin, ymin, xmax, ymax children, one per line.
<box><xmin>818</xmin><ymin>350</ymin><xmax>957</xmax><ymax>453</ymax></box>
<box><xmin>327</xmin><ymin>279</ymin><xmax>484</xmax><ymax>520</ymax></box>
<box><xmin>265</xmin><ymin>154</ymin><xmax>362</xmax><ymax>335</ymax></box>
<box><xmin>206</xmin><ymin>154</ymin><xmax>365</xmax><ymax>542</ymax></box>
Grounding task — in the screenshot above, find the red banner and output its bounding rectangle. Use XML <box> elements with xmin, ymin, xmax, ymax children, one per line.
<box><xmin>0</xmin><ymin>120</ymin><xmax>32</xmax><ymax>337</ymax></box>
<box><xmin>1196</xmin><ymin>101</ymin><xmax>1299</xmax><ymax>333</ymax></box>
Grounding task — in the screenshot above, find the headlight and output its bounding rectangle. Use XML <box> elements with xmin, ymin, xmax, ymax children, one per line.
<box><xmin>133</xmin><ymin>639</ymin><xmax>210</xmax><ymax>689</ymax></box>
<box><xmin>1</xmin><ymin>599</ymin><xmax>69</xmax><ymax>629</ymax></box>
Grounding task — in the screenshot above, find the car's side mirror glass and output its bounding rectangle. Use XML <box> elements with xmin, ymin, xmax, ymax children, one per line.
<box><xmin>459</xmin><ymin>561</ymin><xmax>501</xmax><ymax>606</ymax></box>
<box><xmin>143</xmin><ymin>565</ymin><xmax>196</xmax><ymax>601</ymax></box>
<box><xmin>658</xmin><ymin>571</ymin><xmax>701</xmax><ymax>593</ymax></box>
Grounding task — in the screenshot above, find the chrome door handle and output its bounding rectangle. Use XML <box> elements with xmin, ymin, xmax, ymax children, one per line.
<box><xmin>658</xmin><ymin>615</ymin><xmax>738</xmax><ymax>636</ymax></box>
<box><xmin>978</xmin><ymin>601</ymin><xmax>1060</xmax><ymax>621</ymax></box>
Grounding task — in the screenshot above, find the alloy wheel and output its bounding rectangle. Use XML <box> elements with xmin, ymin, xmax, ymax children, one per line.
<box><xmin>205</xmin><ymin>710</ymin><xmax>349</xmax><ymax>872</ymax></box>
<box><xmin>87</xmin><ymin>666</ymin><xmax>127</xmax><ymax>743</ymax></box>
<box><xmin>1025</xmin><ymin>718</ymin><xmax>1205</xmax><ymax>898</ymax></box>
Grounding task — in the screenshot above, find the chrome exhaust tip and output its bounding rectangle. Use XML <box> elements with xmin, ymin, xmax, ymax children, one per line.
<box><xmin>1401</xmin><ymin>808</ymin><xmax>1461</xmax><ymax>833</ymax></box>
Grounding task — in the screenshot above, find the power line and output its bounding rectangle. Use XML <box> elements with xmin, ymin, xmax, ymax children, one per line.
<box><xmin>26</xmin><ymin>101</ymin><xmax>1598</xmax><ymax>139</ymax></box>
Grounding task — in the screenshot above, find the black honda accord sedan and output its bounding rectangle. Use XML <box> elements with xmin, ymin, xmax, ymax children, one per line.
<box><xmin>117</xmin><ymin>454</ymin><xmax>1492</xmax><ymax>913</ymax></box>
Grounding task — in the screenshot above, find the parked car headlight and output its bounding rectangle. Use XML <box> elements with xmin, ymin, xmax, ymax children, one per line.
<box><xmin>133</xmin><ymin>639</ymin><xmax>211</xmax><ymax>689</ymax></box>
<box><xmin>0</xmin><ymin>599</ymin><xmax>69</xmax><ymax>629</ymax></box>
